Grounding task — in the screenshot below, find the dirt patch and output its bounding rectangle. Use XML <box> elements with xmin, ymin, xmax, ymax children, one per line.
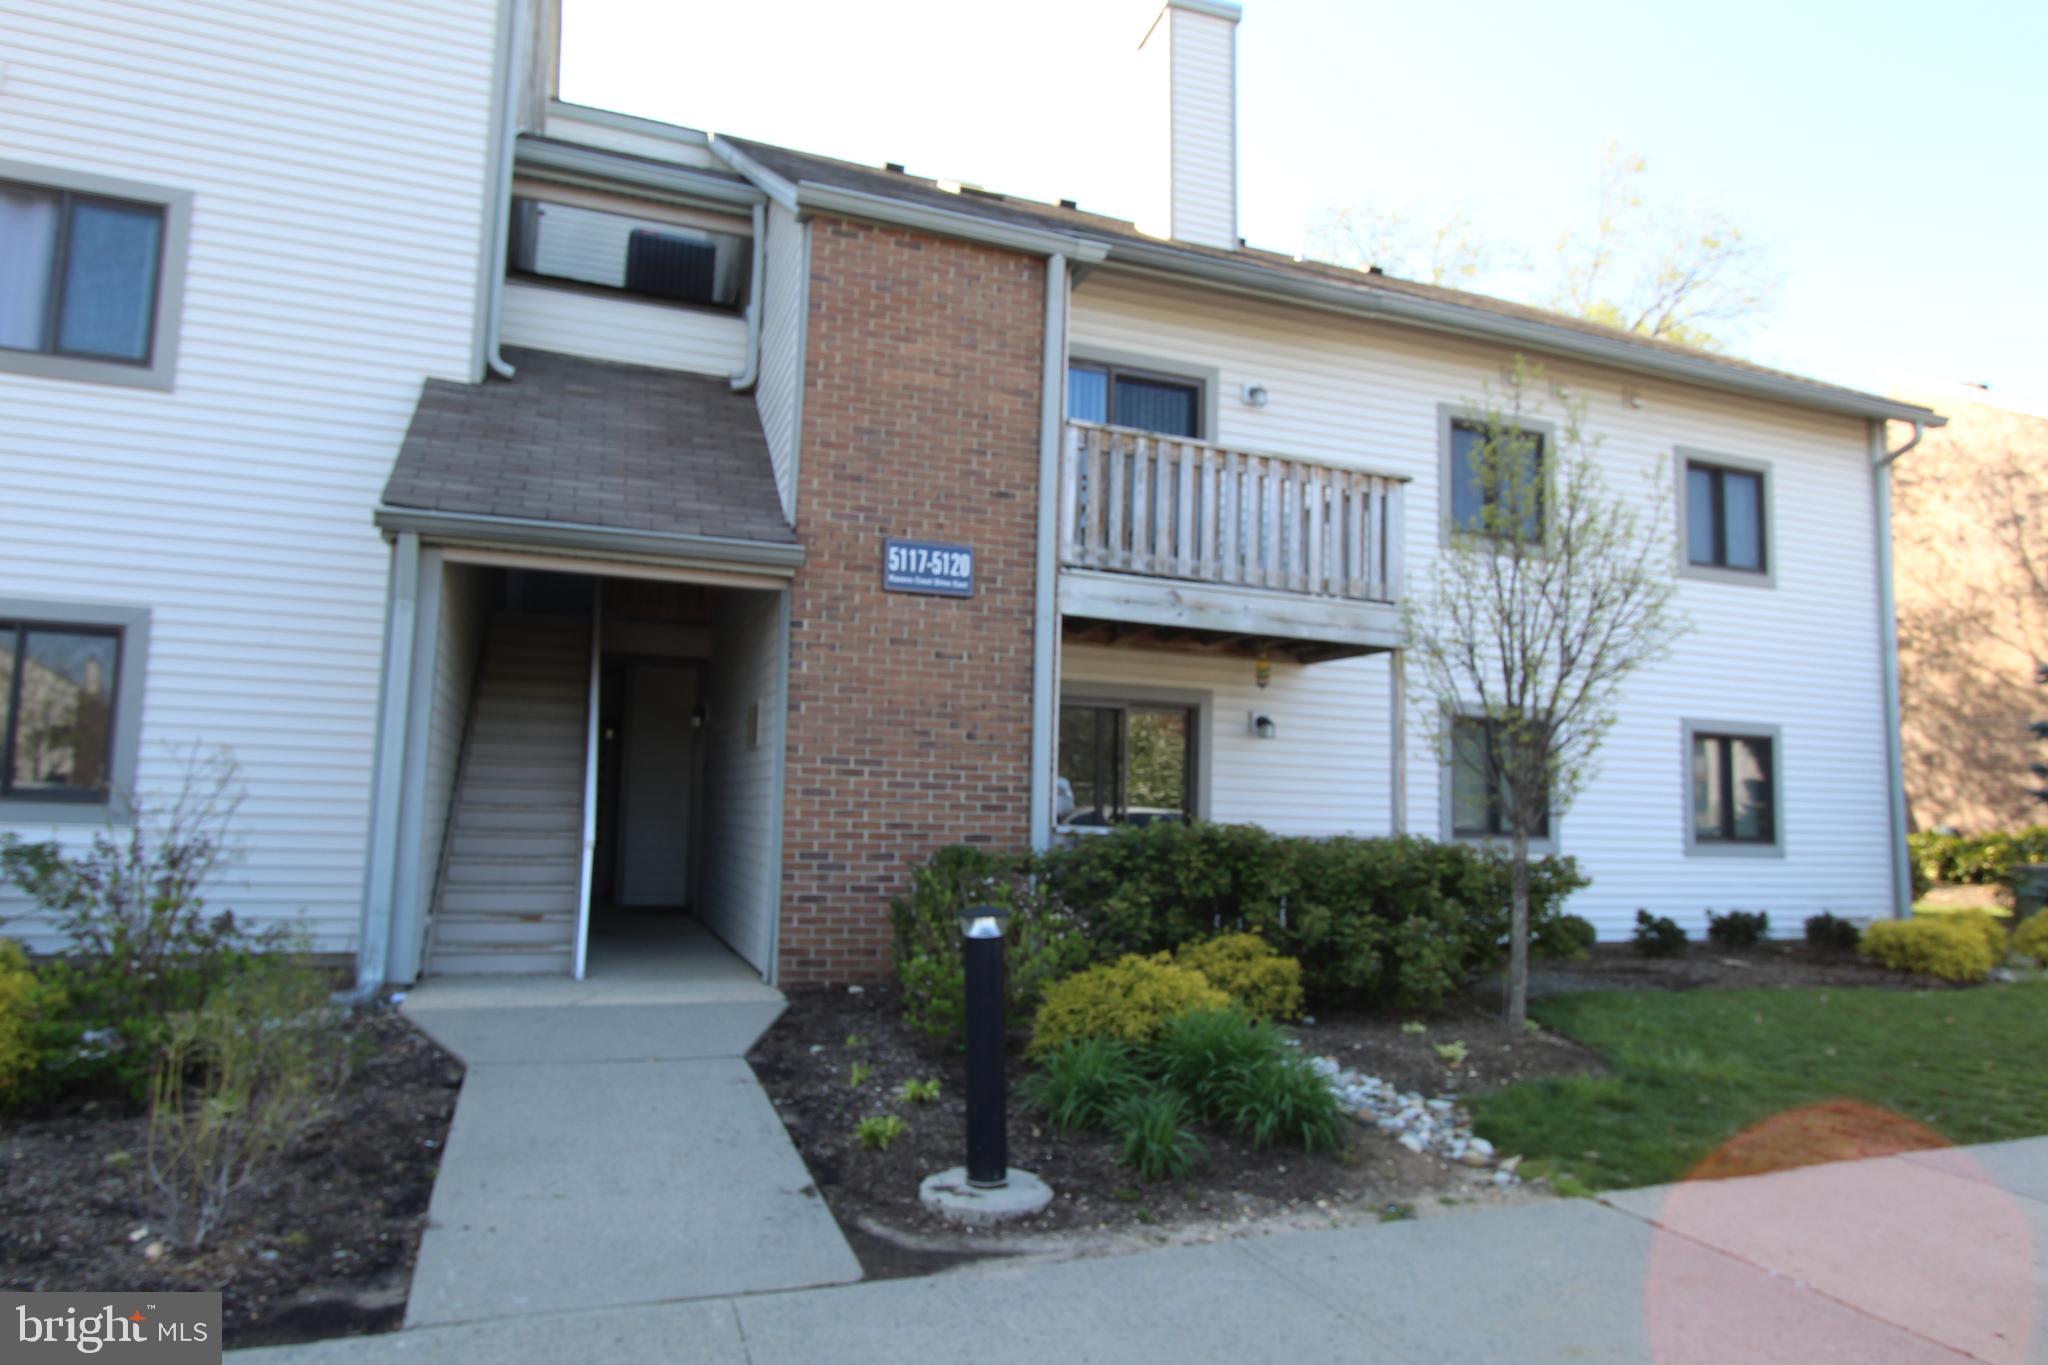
<box><xmin>0</xmin><ymin>1003</ymin><xmax>461</xmax><ymax>1351</ymax></box>
<box><xmin>1508</xmin><ymin>940</ymin><xmax>1937</xmax><ymax>994</ymax></box>
<box><xmin>748</xmin><ymin>984</ymin><xmax>1598</xmax><ymax>1279</ymax></box>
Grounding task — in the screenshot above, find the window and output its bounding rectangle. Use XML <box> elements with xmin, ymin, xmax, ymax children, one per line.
<box><xmin>1</xmin><ymin>624</ymin><xmax>121</xmax><ymax>804</ymax></box>
<box><xmin>508</xmin><ymin>197</ymin><xmax>751</xmax><ymax>309</ymax></box>
<box><xmin>1690</xmin><ymin>729</ymin><xmax>1777</xmax><ymax>849</ymax></box>
<box><xmin>1681</xmin><ymin>454</ymin><xmax>1770</xmax><ymax>582</ymax></box>
<box><xmin>1058</xmin><ymin>701</ymin><xmax>1195</xmax><ymax>826</ymax></box>
<box><xmin>0</xmin><ymin>160</ymin><xmax>190</xmax><ymax>389</ymax></box>
<box><xmin>1443</xmin><ymin>413</ymin><xmax>1547</xmax><ymax>539</ymax></box>
<box><xmin>1068</xmin><ymin>361</ymin><xmax>1201</xmax><ymax>437</ymax></box>
<box><xmin>1447</xmin><ymin>715</ymin><xmax>1550</xmax><ymax>840</ymax></box>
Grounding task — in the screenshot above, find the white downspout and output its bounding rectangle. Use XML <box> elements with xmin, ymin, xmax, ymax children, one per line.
<box><xmin>1028</xmin><ymin>253</ymin><xmax>1069</xmax><ymax>850</ymax></box>
<box><xmin>481</xmin><ymin>0</ymin><xmax>528</xmax><ymax>380</ymax></box>
<box><xmin>1873</xmin><ymin>419</ymin><xmax>1924</xmax><ymax>919</ymax></box>
<box><xmin>352</xmin><ymin>532</ymin><xmax>422</xmax><ymax>999</ymax></box>
<box><xmin>730</xmin><ymin>201</ymin><xmax>766</xmax><ymax>391</ymax></box>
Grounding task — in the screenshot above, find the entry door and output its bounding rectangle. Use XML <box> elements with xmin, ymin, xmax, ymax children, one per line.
<box><xmin>617</xmin><ymin>661</ymin><xmax>696</xmax><ymax>907</ymax></box>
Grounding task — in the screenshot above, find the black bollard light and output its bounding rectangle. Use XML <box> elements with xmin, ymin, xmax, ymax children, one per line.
<box><xmin>959</xmin><ymin>902</ymin><xmax>1009</xmax><ymax>1188</ymax></box>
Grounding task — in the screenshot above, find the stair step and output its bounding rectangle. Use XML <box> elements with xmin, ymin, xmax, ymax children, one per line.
<box><xmin>439</xmin><ymin>886</ymin><xmax>579</xmax><ymax>915</ymax></box>
<box><xmin>426</xmin><ymin>948</ymin><xmax>575</xmax><ymax>976</ymax></box>
<box><xmin>446</xmin><ymin>832</ymin><xmax>581</xmax><ymax>861</ymax></box>
<box><xmin>431</xmin><ymin>918</ymin><xmax>576</xmax><ymax>948</ymax></box>
<box><xmin>453</xmin><ymin>807</ymin><xmax>584</xmax><ymax>833</ymax></box>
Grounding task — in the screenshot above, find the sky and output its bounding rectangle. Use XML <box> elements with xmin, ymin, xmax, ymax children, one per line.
<box><xmin>559</xmin><ymin>0</ymin><xmax>2048</xmax><ymax>415</ymax></box>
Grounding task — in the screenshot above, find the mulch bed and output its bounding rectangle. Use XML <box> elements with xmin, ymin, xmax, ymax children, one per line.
<box><xmin>747</xmin><ymin>983</ymin><xmax>1601</xmax><ymax>1279</ymax></box>
<box><xmin>0</xmin><ymin>1004</ymin><xmax>461</xmax><ymax>1351</ymax></box>
<box><xmin>1514</xmin><ymin>940</ymin><xmax>1938</xmax><ymax>994</ymax></box>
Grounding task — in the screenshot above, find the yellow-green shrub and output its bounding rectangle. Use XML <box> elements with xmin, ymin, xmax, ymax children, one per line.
<box><xmin>1944</xmin><ymin>910</ymin><xmax>2011</xmax><ymax>958</ymax></box>
<box><xmin>1174</xmin><ymin>934</ymin><xmax>1304</xmax><ymax>1020</ymax></box>
<box><xmin>2012</xmin><ymin>913</ymin><xmax>2048</xmax><ymax>966</ymax></box>
<box><xmin>0</xmin><ymin>940</ymin><xmax>65</xmax><ymax>1105</ymax></box>
<box><xmin>1860</xmin><ymin>918</ymin><xmax>1996</xmax><ymax>983</ymax></box>
<box><xmin>1030</xmin><ymin>954</ymin><xmax>1229</xmax><ymax>1055</ymax></box>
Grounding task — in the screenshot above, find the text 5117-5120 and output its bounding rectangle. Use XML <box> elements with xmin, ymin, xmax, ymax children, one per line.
<box><xmin>882</xmin><ymin>538</ymin><xmax>974</xmax><ymax>598</ymax></box>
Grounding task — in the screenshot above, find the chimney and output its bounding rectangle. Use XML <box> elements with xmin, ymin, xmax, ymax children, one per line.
<box><xmin>1134</xmin><ymin>0</ymin><xmax>1241</xmax><ymax>250</ymax></box>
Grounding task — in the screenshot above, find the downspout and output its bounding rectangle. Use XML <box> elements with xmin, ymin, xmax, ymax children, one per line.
<box><xmin>730</xmin><ymin>200</ymin><xmax>766</xmax><ymax>391</ymax></box>
<box><xmin>1028</xmin><ymin>253</ymin><xmax>1069</xmax><ymax>851</ymax></box>
<box><xmin>480</xmin><ymin>0</ymin><xmax>527</xmax><ymax>380</ymax></box>
<box><xmin>352</xmin><ymin>532</ymin><xmax>422</xmax><ymax>1000</ymax></box>
<box><xmin>1873</xmin><ymin>419</ymin><xmax>1924</xmax><ymax>919</ymax></box>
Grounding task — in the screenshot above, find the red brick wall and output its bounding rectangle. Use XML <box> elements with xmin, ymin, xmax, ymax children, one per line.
<box><xmin>778</xmin><ymin>216</ymin><xmax>1046</xmax><ymax>985</ymax></box>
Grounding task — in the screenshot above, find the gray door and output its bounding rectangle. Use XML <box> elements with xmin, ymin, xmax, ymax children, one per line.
<box><xmin>617</xmin><ymin>661</ymin><xmax>695</xmax><ymax>906</ymax></box>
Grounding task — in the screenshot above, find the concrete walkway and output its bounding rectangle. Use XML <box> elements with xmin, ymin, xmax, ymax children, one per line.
<box><xmin>392</xmin><ymin>935</ymin><xmax>862</xmax><ymax>1327</ymax></box>
<box><xmin>237</xmin><ymin>1136</ymin><xmax>2048</xmax><ymax>1363</ymax></box>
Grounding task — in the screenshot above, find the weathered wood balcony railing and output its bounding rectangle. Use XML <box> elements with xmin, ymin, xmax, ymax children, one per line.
<box><xmin>1058</xmin><ymin>421</ymin><xmax>1407</xmax><ymax>604</ymax></box>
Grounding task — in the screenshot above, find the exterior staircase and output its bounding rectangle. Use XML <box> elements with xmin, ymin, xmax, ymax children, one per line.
<box><xmin>424</xmin><ymin>613</ymin><xmax>589</xmax><ymax>975</ymax></box>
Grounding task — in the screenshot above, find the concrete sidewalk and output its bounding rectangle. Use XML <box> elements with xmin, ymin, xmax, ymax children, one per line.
<box><xmin>393</xmin><ymin>966</ymin><xmax>861</xmax><ymax>1327</ymax></box>
<box><xmin>238</xmin><ymin>1136</ymin><xmax>2048</xmax><ymax>1363</ymax></box>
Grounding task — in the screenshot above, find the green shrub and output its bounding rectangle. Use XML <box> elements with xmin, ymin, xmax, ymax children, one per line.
<box><xmin>1804</xmin><ymin>913</ymin><xmax>1861</xmax><ymax>952</ymax></box>
<box><xmin>0</xmin><ymin>941</ymin><xmax>68</xmax><ymax>1106</ymax></box>
<box><xmin>0</xmin><ymin>750</ymin><xmax>286</xmax><ymax>1099</ymax></box>
<box><xmin>1705</xmin><ymin>910</ymin><xmax>1769</xmax><ymax>948</ymax></box>
<box><xmin>145</xmin><ymin>955</ymin><xmax>349</xmax><ymax>1248</ymax></box>
<box><xmin>1534</xmin><ymin>913</ymin><xmax>1597</xmax><ymax>960</ymax></box>
<box><xmin>2012</xmin><ymin>912</ymin><xmax>2048</xmax><ymax>966</ymax></box>
<box><xmin>1941</xmin><ymin>910</ymin><xmax>2010</xmax><ymax>958</ymax></box>
<box><xmin>1632</xmin><ymin>910</ymin><xmax>1687</xmax><ymax>958</ymax></box>
<box><xmin>1111</xmin><ymin>1090</ymin><xmax>1206</xmax><ymax>1181</ymax></box>
<box><xmin>1022</xmin><ymin>1038</ymin><xmax>1150</xmax><ymax>1132</ymax></box>
<box><xmin>1035</xmin><ymin>823</ymin><xmax>1587</xmax><ymax>1009</ymax></box>
<box><xmin>1859</xmin><ymin>918</ymin><xmax>1996</xmax><ymax>983</ymax></box>
<box><xmin>1150</xmin><ymin>1007</ymin><xmax>1289</xmax><ymax>1118</ymax></box>
<box><xmin>1172</xmin><ymin>933</ymin><xmax>1304</xmax><ymax>1019</ymax></box>
<box><xmin>1029</xmin><ymin>954</ymin><xmax>1230</xmax><ymax>1055</ymax></box>
<box><xmin>1214</xmin><ymin>1051</ymin><xmax>1346</xmax><ymax>1152</ymax></box>
<box><xmin>891</xmin><ymin>845</ymin><xmax>1091</xmax><ymax>1043</ymax></box>
<box><xmin>1909</xmin><ymin>826</ymin><xmax>2048</xmax><ymax>888</ymax></box>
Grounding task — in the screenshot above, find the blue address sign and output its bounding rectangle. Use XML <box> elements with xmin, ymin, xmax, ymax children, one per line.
<box><xmin>882</xmin><ymin>538</ymin><xmax>974</xmax><ymax>598</ymax></box>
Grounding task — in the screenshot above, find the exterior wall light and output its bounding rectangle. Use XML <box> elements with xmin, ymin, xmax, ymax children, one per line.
<box><xmin>1249</xmin><ymin>713</ymin><xmax>1277</xmax><ymax>740</ymax></box>
<box><xmin>1241</xmin><ymin>381</ymin><xmax>1270</xmax><ymax>408</ymax></box>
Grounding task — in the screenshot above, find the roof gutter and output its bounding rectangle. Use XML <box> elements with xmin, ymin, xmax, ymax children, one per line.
<box><xmin>1871</xmin><ymin>419</ymin><xmax>1924</xmax><ymax>921</ymax></box>
<box><xmin>374</xmin><ymin>505</ymin><xmax>805</xmax><ymax>574</ymax></box>
<box><xmin>795</xmin><ymin>180</ymin><xmax>1111</xmax><ymax>262</ymax></box>
<box><xmin>1097</xmin><ymin>242</ymin><xmax>1944</xmax><ymax>429</ymax></box>
<box><xmin>517</xmin><ymin>136</ymin><xmax>767</xmax><ymax>209</ymax></box>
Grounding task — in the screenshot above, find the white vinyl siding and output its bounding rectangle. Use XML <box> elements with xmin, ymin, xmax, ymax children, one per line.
<box><xmin>1164</xmin><ymin>4</ymin><xmax>1237</xmax><ymax>249</ymax></box>
<box><xmin>0</xmin><ymin>0</ymin><xmax>501</xmax><ymax>953</ymax></box>
<box><xmin>499</xmin><ymin>279</ymin><xmax>747</xmax><ymax>376</ymax></box>
<box><xmin>414</xmin><ymin>560</ymin><xmax>490</xmax><ymax>962</ymax></box>
<box><xmin>697</xmin><ymin>589</ymin><xmax>783</xmax><ymax>973</ymax></box>
<box><xmin>1069</xmin><ymin>270</ymin><xmax>1891</xmax><ymax>938</ymax></box>
<box><xmin>754</xmin><ymin>201</ymin><xmax>807</xmax><ymax>519</ymax></box>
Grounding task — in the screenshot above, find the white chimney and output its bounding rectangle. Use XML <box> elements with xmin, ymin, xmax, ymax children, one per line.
<box><xmin>1134</xmin><ymin>0</ymin><xmax>1241</xmax><ymax>250</ymax></box>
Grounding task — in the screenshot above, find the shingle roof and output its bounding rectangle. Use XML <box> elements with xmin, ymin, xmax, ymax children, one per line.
<box><xmin>382</xmin><ymin>346</ymin><xmax>794</xmax><ymax>546</ymax></box>
<box><xmin>721</xmin><ymin>135</ymin><xmax>1938</xmax><ymax>423</ymax></box>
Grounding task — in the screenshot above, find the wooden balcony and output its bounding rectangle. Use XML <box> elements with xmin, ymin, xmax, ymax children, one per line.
<box><xmin>1056</xmin><ymin>421</ymin><xmax>1407</xmax><ymax>659</ymax></box>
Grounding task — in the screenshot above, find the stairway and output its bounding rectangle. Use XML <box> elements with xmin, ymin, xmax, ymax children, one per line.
<box><xmin>424</xmin><ymin>613</ymin><xmax>590</xmax><ymax>976</ymax></box>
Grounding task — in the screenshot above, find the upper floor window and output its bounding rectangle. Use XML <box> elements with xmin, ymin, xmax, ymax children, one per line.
<box><xmin>1682</xmin><ymin>455</ymin><xmax>1769</xmax><ymax>581</ymax></box>
<box><xmin>1058</xmin><ymin>700</ymin><xmax>1195</xmax><ymax>827</ymax></box>
<box><xmin>508</xmin><ymin>197</ymin><xmax>750</xmax><ymax>310</ymax></box>
<box><xmin>0</xmin><ymin>161</ymin><xmax>190</xmax><ymax>389</ymax></box>
<box><xmin>1068</xmin><ymin>361</ymin><xmax>1201</xmax><ymax>438</ymax></box>
<box><xmin>1445</xmin><ymin>416</ymin><xmax>1546</xmax><ymax>540</ymax></box>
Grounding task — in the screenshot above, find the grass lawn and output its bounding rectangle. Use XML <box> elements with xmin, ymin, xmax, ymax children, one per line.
<box><xmin>1471</xmin><ymin>983</ymin><xmax>2048</xmax><ymax>1192</ymax></box>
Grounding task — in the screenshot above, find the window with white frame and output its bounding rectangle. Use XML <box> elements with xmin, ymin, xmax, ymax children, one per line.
<box><xmin>508</xmin><ymin>197</ymin><xmax>751</xmax><ymax>310</ymax></box>
<box><xmin>0</xmin><ymin>161</ymin><xmax>190</xmax><ymax>388</ymax></box>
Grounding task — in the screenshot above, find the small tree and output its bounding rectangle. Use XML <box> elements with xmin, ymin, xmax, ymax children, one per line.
<box><xmin>1405</xmin><ymin>359</ymin><xmax>1685</xmax><ymax>1027</ymax></box>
